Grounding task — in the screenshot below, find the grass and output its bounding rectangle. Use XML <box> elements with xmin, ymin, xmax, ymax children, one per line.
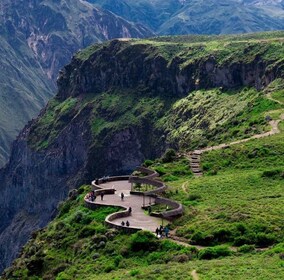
<box><xmin>28</xmin><ymin>97</ymin><xmax>78</xmax><ymax>150</ymax></box>
<box><xmin>149</xmin><ymin>120</ymin><xmax>284</xmax><ymax>249</ymax></box>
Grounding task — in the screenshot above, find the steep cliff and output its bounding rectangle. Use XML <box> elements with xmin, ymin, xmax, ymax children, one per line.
<box><xmin>0</xmin><ymin>0</ymin><xmax>153</xmax><ymax>167</ymax></box>
<box><xmin>1</xmin><ymin>32</ymin><xmax>284</xmax><ymax>272</ymax></box>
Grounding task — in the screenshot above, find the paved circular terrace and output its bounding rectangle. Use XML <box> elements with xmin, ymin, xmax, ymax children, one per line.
<box><xmin>87</xmin><ymin>180</ymin><xmax>163</xmax><ymax>232</ymax></box>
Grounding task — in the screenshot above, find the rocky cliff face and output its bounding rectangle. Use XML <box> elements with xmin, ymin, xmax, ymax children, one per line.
<box><xmin>0</xmin><ymin>0</ymin><xmax>153</xmax><ymax>167</ymax></box>
<box><xmin>1</xmin><ymin>33</ymin><xmax>284</xmax><ymax>272</ymax></box>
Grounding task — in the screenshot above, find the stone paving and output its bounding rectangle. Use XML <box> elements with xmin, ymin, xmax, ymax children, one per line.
<box><xmin>90</xmin><ymin>180</ymin><xmax>163</xmax><ymax>232</ymax></box>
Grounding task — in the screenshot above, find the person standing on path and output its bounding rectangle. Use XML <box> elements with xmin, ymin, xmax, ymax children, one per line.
<box><xmin>121</xmin><ymin>192</ymin><xmax>124</xmax><ymax>201</ymax></box>
<box><xmin>164</xmin><ymin>226</ymin><xmax>169</xmax><ymax>238</ymax></box>
<box><xmin>100</xmin><ymin>192</ymin><xmax>104</xmax><ymax>201</ymax></box>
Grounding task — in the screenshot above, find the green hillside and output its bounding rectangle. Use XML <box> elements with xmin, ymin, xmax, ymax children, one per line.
<box><xmin>1</xmin><ymin>32</ymin><xmax>284</xmax><ymax>278</ymax></box>
<box><xmin>3</xmin><ymin>113</ymin><xmax>283</xmax><ymax>279</ymax></box>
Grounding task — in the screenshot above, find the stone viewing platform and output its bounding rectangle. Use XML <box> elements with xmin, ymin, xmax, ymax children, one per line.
<box><xmin>84</xmin><ymin>167</ymin><xmax>183</xmax><ymax>232</ymax></box>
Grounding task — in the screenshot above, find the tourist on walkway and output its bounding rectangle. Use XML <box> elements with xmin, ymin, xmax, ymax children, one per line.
<box><xmin>148</xmin><ymin>205</ymin><xmax>152</xmax><ymax>215</ymax></box>
<box><xmin>121</xmin><ymin>221</ymin><xmax>125</xmax><ymax>226</ymax></box>
<box><xmin>128</xmin><ymin>207</ymin><xmax>132</xmax><ymax>215</ymax></box>
<box><xmin>126</xmin><ymin>220</ymin><xmax>130</xmax><ymax>227</ymax></box>
<box><xmin>121</xmin><ymin>192</ymin><xmax>124</xmax><ymax>201</ymax></box>
<box><xmin>155</xmin><ymin>227</ymin><xmax>159</xmax><ymax>237</ymax></box>
<box><xmin>100</xmin><ymin>192</ymin><xmax>104</xmax><ymax>201</ymax></box>
<box><xmin>164</xmin><ymin>226</ymin><xmax>169</xmax><ymax>238</ymax></box>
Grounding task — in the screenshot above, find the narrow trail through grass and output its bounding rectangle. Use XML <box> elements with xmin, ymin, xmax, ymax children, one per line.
<box><xmin>188</xmin><ymin>94</ymin><xmax>284</xmax><ymax>176</ymax></box>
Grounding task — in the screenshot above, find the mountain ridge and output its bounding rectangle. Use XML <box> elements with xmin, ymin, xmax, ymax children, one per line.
<box><xmin>0</xmin><ymin>0</ymin><xmax>153</xmax><ymax>167</ymax></box>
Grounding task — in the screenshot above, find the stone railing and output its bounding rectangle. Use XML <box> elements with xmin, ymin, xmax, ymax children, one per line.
<box><xmin>85</xmin><ymin>168</ymin><xmax>183</xmax><ymax>230</ymax></box>
<box><xmin>129</xmin><ymin>167</ymin><xmax>183</xmax><ymax>218</ymax></box>
<box><xmin>91</xmin><ymin>175</ymin><xmax>129</xmax><ymax>195</ymax></box>
<box><xmin>155</xmin><ymin>197</ymin><xmax>183</xmax><ymax>219</ymax></box>
<box><xmin>105</xmin><ymin>207</ymin><xmax>141</xmax><ymax>233</ymax></box>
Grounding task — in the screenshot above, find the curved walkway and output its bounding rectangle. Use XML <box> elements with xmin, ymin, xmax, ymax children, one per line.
<box><xmin>85</xmin><ymin>180</ymin><xmax>162</xmax><ymax>232</ymax></box>
<box><xmin>188</xmin><ymin>95</ymin><xmax>284</xmax><ymax>176</ymax></box>
<box><xmin>84</xmin><ymin>167</ymin><xmax>183</xmax><ymax>232</ymax></box>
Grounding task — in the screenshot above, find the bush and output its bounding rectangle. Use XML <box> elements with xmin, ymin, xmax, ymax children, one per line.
<box><xmin>188</xmin><ymin>194</ymin><xmax>202</xmax><ymax>201</ymax></box>
<box><xmin>71</xmin><ymin>211</ymin><xmax>92</xmax><ymax>225</ymax></box>
<box><xmin>238</xmin><ymin>244</ymin><xmax>255</xmax><ymax>253</ymax></box>
<box><xmin>255</xmin><ymin>233</ymin><xmax>277</xmax><ymax>247</ymax></box>
<box><xmin>198</xmin><ymin>246</ymin><xmax>232</xmax><ymax>260</ymax></box>
<box><xmin>130</xmin><ymin>231</ymin><xmax>158</xmax><ymax>252</ymax></box>
<box><xmin>191</xmin><ymin>231</ymin><xmax>215</xmax><ymax>246</ymax></box>
<box><xmin>261</xmin><ymin>169</ymin><xmax>282</xmax><ymax>178</ymax></box>
<box><xmin>58</xmin><ymin>201</ymin><xmax>72</xmax><ymax>217</ymax></box>
<box><xmin>161</xmin><ymin>149</ymin><xmax>176</xmax><ymax>163</ymax></box>
<box><xmin>163</xmin><ymin>174</ymin><xmax>179</xmax><ymax>181</ymax></box>
<box><xmin>213</xmin><ymin>228</ymin><xmax>232</xmax><ymax>243</ymax></box>
<box><xmin>233</xmin><ymin>233</ymin><xmax>256</xmax><ymax>246</ymax></box>
<box><xmin>144</xmin><ymin>159</ymin><xmax>154</xmax><ymax>167</ymax></box>
<box><xmin>172</xmin><ymin>254</ymin><xmax>189</xmax><ymax>263</ymax></box>
<box><xmin>78</xmin><ymin>225</ymin><xmax>96</xmax><ymax>238</ymax></box>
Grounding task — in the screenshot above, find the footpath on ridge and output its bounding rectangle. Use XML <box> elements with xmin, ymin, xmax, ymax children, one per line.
<box><xmin>188</xmin><ymin>94</ymin><xmax>284</xmax><ymax>177</ymax></box>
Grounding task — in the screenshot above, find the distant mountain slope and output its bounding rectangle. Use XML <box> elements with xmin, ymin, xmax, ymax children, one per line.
<box><xmin>0</xmin><ymin>0</ymin><xmax>152</xmax><ymax>167</ymax></box>
<box><xmin>88</xmin><ymin>0</ymin><xmax>284</xmax><ymax>34</ymax></box>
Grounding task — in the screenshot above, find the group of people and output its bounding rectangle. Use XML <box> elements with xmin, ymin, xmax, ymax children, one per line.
<box><xmin>155</xmin><ymin>225</ymin><xmax>169</xmax><ymax>238</ymax></box>
<box><xmin>121</xmin><ymin>220</ymin><xmax>130</xmax><ymax>227</ymax></box>
<box><xmin>87</xmin><ymin>190</ymin><xmax>105</xmax><ymax>201</ymax></box>
<box><xmin>86</xmin><ymin>190</ymin><xmax>96</xmax><ymax>202</ymax></box>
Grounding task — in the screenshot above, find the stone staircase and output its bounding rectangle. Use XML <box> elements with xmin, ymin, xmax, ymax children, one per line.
<box><xmin>189</xmin><ymin>150</ymin><xmax>203</xmax><ymax>177</ymax></box>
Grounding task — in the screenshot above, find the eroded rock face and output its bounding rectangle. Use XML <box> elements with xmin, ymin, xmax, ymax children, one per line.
<box><xmin>0</xmin><ymin>0</ymin><xmax>153</xmax><ymax>168</ymax></box>
<box><xmin>58</xmin><ymin>40</ymin><xmax>280</xmax><ymax>101</ymax></box>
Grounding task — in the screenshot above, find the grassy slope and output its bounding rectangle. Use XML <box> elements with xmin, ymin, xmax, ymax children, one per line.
<box><xmin>4</xmin><ymin>88</ymin><xmax>284</xmax><ymax>280</ymax></box>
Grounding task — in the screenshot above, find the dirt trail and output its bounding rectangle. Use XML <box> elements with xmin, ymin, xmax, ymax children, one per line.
<box><xmin>188</xmin><ymin>94</ymin><xmax>284</xmax><ymax>176</ymax></box>
<box><xmin>191</xmin><ymin>270</ymin><xmax>199</xmax><ymax>280</ymax></box>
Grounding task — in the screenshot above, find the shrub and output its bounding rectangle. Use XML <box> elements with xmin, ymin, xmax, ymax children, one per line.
<box><xmin>188</xmin><ymin>194</ymin><xmax>202</xmax><ymax>201</ymax></box>
<box><xmin>71</xmin><ymin>211</ymin><xmax>92</xmax><ymax>225</ymax></box>
<box><xmin>191</xmin><ymin>231</ymin><xmax>215</xmax><ymax>246</ymax></box>
<box><xmin>78</xmin><ymin>225</ymin><xmax>97</xmax><ymax>238</ymax></box>
<box><xmin>213</xmin><ymin>228</ymin><xmax>232</xmax><ymax>243</ymax></box>
<box><xmin>173</xmin><ymin>254</ymin><xmax>189</xmax><ymax>263</ymax></box>
<box><xmin>161</xmin><ymin>149</ymin><xmax>176</xmax><ymax>163</ymax></box>
<box><xmin>202</xmin><ymin>162</ymin><xmax>213</xmax><ymax>171</ymax></box>
<box><xmin>261</xmin><ymin>169</ymin><xmax>282</xmax><ymax>178</ymax></box>
<box><xmin>255</xmin><ymin>233</ymin><xmax>277</xmax><ymax>247</ymax></box>
<box><xmin>144</xmin><ymin>159</ymin><xmax>154</xmax><ymax>167</ymax></box>
<box><xmin>130</xmin><ymin>231</ymin><xmax>158</xmax><ymax>252</ymax></box>
<box><xmin>233</xmin><ymin>233</ymin><xmax>256</xmax><ymax>246</ymax></box>
<box><xmin>129</xmin><ymin>269</ymin><xmax>140</xmax><ymax>276</ymax></box>
<box><xmin>58</xmin><ymin>201</ymin><xmax>72</xmax><ymax>217</ymax></box>
<box><xmin>235</xmin><ymin>223</ymin><xmax>247</xmax><ymax>234</ymax></box>
<box><xmin>238</xmin><ymin>244</ymin><xmax>255</xmax><ymax>253</ymax></box>
<box><xmin>198</xmin><ymin>246</ymin><xmax>232</xmax><ymax>260</ymax></box>
<box><xmin>163</xmin><ymin>174</ymin><xmax>179</xmax><ymax>181</ymax></box>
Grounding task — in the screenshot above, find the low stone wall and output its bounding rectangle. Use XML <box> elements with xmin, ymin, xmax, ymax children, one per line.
<box><xmin>85</xmin><ymin>167</ymin><xmax>183</xmax><ymax>231</ymax></box>
<box><xmin>155</xmin><ymin>197</ymin><xmax>183</xmax><ymax>219</ymax></box>
<box><xmin>129</xmin><ymin>176</ymin><xmax>167</xmax><ymax>195</ymax></box>
<box><xmin>129</xmin><ymin>167</ymin><xmax>183</xmax><ymax>218</ymax></box>
<box><xmin>106</xmin><ymin>208</ymin><xmax>141</xmax><ymax>233</ymax></box>
<box><xmin>135</xmin><ymin>166</ymin><xmax>159</xmax><ymax>179</ymax></box>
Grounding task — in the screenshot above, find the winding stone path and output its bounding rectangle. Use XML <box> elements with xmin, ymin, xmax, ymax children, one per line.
<box><xmin>86</xmin><ymin>180</ymin><xmax>162</xmax><ymax>232</ymax></box>
<box><xmin>188</xmin><ymin>94</ymin><xmax>284</xmax><ymax>177</ymax></box>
